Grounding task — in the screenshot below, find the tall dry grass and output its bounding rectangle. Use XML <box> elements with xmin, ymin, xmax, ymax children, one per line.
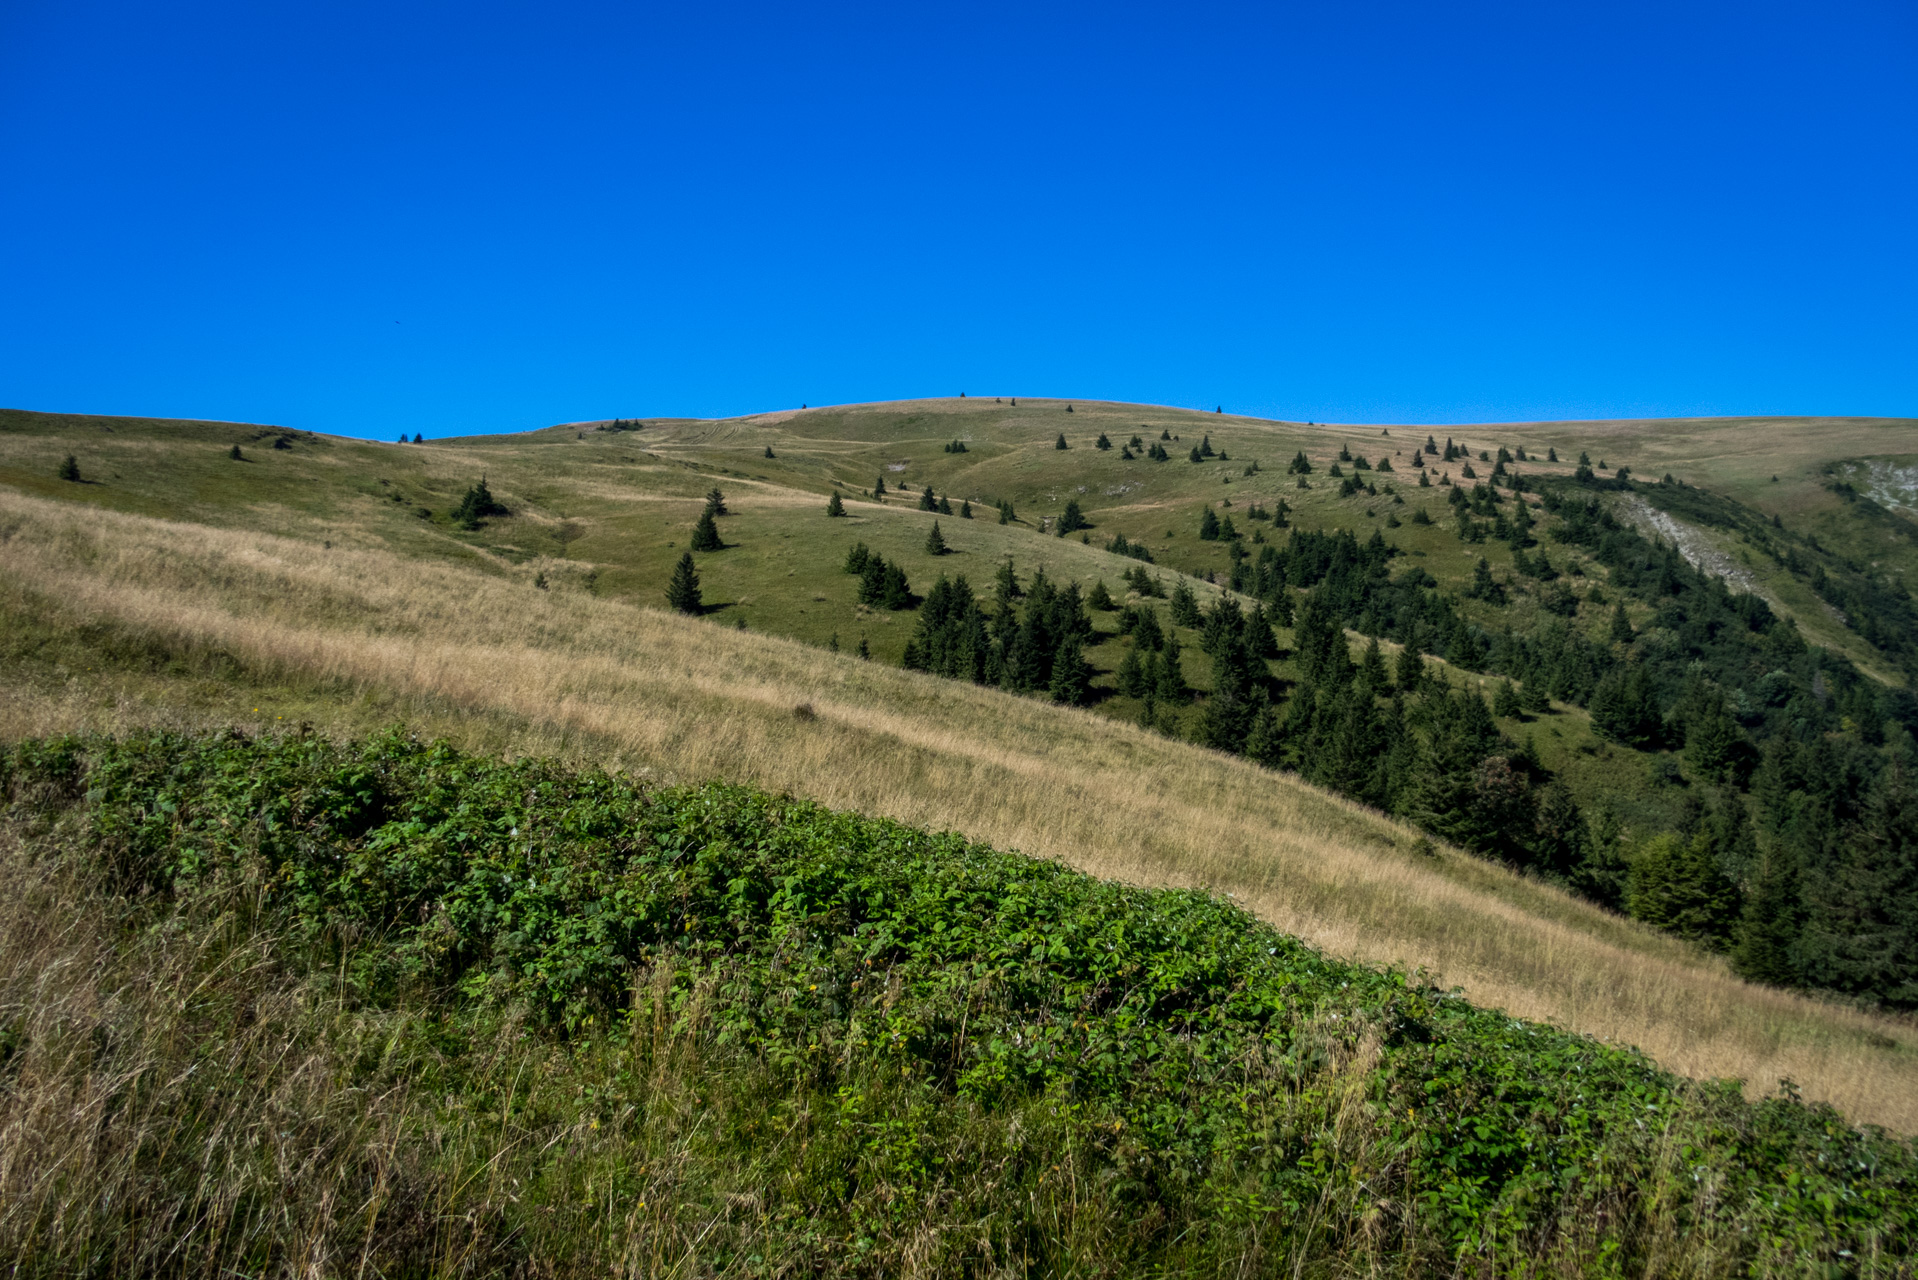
<box><xmin>3</xmin><ymin>488</ymin><xmax>1915</xmax><ymax>1131</ymax></box>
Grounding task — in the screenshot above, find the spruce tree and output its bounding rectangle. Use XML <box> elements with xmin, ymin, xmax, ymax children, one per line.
<box><xmin>1610</xmin><ymin>601</ymin><xmax>1635</xmax><ymax>645</ymax></box>
<box><xmin>704</xmin><ymin>486</ymin><xmax>727</xmax><ymax>516</ymax></box>
<box><xmin>1494</xmin><ymin>679</ymin><xmax>1523</xmax><ymax>719</ymax></box>
<box><xmin>58</xmin><ymin>454</ymin><xmax>79</xmax><ymax>482</ymax></box>
<box><xmin>1096</xmin><ymin>432</ymin><xmax>1112</xmax><ymax>450</ymax></box>
<box><xmin>228</xmin><ymin>444</ymin><xmax>244</xmax><ymax>460</ymax></box>
<box><xmin>1086</xmin><ymin>579</ymin><xmax>1115</xmax><ymax>611</ymax></box>
<box><xmin>1155</xmin><ymin>636</ymin><xmax>1187</xmax><ymax>702</ymax></box>
<box><xmin>764</xmin><ymin>445</ymin><xmax>776</xmax><ymax>458</ymax></box>
<box><xmin>1627</xmin><ymin>831</ymin><xmax>1741</xmax><ymax>949</ymax></box>
<box><xmin>1394</xmin><ymin>643</ymin><xmax>1424</xmax><ymax>693</ymax></box>
<box><xmin>874</xmin><ymin>476</ymin><xmax>887</xmax><ymax>498</ymax></box>
<box><xmin>919</xmin><ymin>487</ymin><xmax>937</xmax><ymax>512</ymax></box>
<box><xmin>1048</xmin><ymin>637</ymin><xmax>1092</xmax><ymax>705</ymax></box>
<box><xmin>925</xmin><ymin>521</ymin><xmax>948</xmax><ymax>555</ymax></box>
<box><xmin>826</xmin><ymin>491</ymin><xmax>846</xmax><ymax>517</ymax></box>
<box><xmin>1055</xmin><ymin>433</ymin><xmax>1069</xmax><ymax>450</ymax></box>
<box><xmin>960</xmin><ymin>499</ymin><xmax>973</xmax><ymax>519</ymax></box>
<box><xmin>666</xmin><ymin>551</ymin><xmax>703</xmax><ymax>614</ymax></box>
<box><xmin>858</xmin><ymin>636</ymin><xmax>870</xmax><ymax>659</ymax></box>
<box><xmin>1731</xmin><ymin>847</ymin><xmax>1802</xmax><ymax>987</ymax></box>
<box><xmin>1244</xmin><ymin>704</ymin><xmax>1285</xmax><ymax>766</ymax></box>
<box><xmin>1116</xmin><ymin>644</ymin><xmax>1147</xmax><ymax>697</ymax></box>
<box><xmin>938</xmin><ymin>494</ymin><xmax>953</xmax><ymax>515</ymax></box>
<box><xmin>690</xmin><ymin>506</ymin><xmax>724</xmax><ymax>551</ymax></box>
<box><xmin>1198</xmin><ymin>508</ymin><xmax>1221</xmax><ymax>540</ymax></box>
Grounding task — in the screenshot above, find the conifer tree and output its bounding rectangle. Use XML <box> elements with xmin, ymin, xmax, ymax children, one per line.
<box><xmin>1048</xmin><ymin>637</ymin><xmax>1092</xmax><ymax>705</ymax></box>
<box><xmin>1359</xmin><ymin>638</ymin><xmax>1390</xmax><ymax>692</ymax></box>
<box><xmin>1189</xmin><ymin>445</ymin><xmax>1204</xmax><ymax>463</ymax></box>
<box><xmin>874</xmin><ymin>476</ymin><xmax>887</xmax><ymax>498</ymax></box>
<box><xmin>1161</xmin><ymin>428</ymin><xmax>1171</xmax><ymax>440</ymax></box>
<box><xmin>919</xmin><ymin>487</ymin><xmax>937</xmax><ymax>511</ymax></box>
<box><xmin>1096</xmin><ymin>432</ymin><xmax>1112</xmax><ymax>450</ymax></box>
<box><xmin>1055</xmin><ymin>433</ymin><xmax>1069</xmax><ymax>450</ymax></box>
<box><xmin>858</xmin><ymin>636</ymin><xmax>870</xmax><ymax>659</ymax></box>
<box><xmin>1244</xmin><ymin>704</ymin><xmax>1285</xmax><ymax>766</ymax></box>
<box><xmin>826</xmin><ymin>491</ymin><xmax>846</xmax><ymax>517</ymax></box>
<box><xmin>1610</xmin><ymin>601</ymin><xmax>1635</xmax><ymax>645</ymax></box>
<box><xmin>58</xmin><ymin>454</ymin><xmax>79</xmax><ymax>482</ymax></box>
<box><xmin>925</xmin><ymin>521</ymin><xmax>948</xmax><ymax>555</ymax></box>
<box><xmin>1058</xmin><ymin>499</ymin><xmax>1087</xmax><ymax>533</ymax></box>
<box><xmin>1627</xmin><ymin>832</ymin><xmax>1741</xmax><ymax>949</ymax></box>
<box><xmin>1155</xmin><ymin>635</ymin><xmax>1188</xmax><ymax>702</ymax></box>
<box><xmin>228</xmin><ymin>444</ymin><xmax>244</xmax><ymax>460</ymax></box>
<box><xmin>844</xmin><ymin>541</ymin><xmax>871</xmax><ymax>574</ymax></box>
<box><xmin>938</xmin><ymin>494</ymin><xmax>953</xmax><ymax>515</ymax></box>
<box><xmin>1169</xmin><ymin>579</ymin><xmax>1201</xmax><ymax>628</ymax></box>
<box><xmin>1198</xmin><ymin>508</ymin><xmax>1221</xmax><ymax>540</ymax></box>
<box><xmin>1494</xmin><ymin>679</ymin><xmax>1524</xmax><ymax>719</ymax></box>
<box><xmin>704</xmin><ymin>486</ymin><xmax>727</xmax><ymax>516</ymax></box>
<box><xmin>666</xmin><ymin>551</ymin><xmax>702</xmax><ymax>614</ymax></box>
<box><xmin>1394</xmin><ymin>643</ymin><xmax>1424</xmax><ymax>693</ymax></box>
<box><xmin>1087</xmin><ymin>579</ymin><xmax>1115</xmax><ymax>611</ymax></box>
<box><xmin>764</xmin><ymin>445</ymin><xmax>776</xmax><ymax>458</ymax></box>
<box><xmin>960</xmin><ymin>499</ymin><xmax>973</xmax><ymax>519</ymax></box>
<box><xmin>690</xmin><ymin>506</ymin><xmax>724</xmax><ymax>551</ymax></box>
<box><xmin>1731</xmin><ymin>846</ymin><xmax>1802</xmax><ymax>987</ymax></box>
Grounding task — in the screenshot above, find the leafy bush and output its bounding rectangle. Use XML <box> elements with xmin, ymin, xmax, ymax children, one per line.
<box><xmin>5</xmin><ymin>730</ymin><xmax>1913</xmax><ymax>1274</ymax></box>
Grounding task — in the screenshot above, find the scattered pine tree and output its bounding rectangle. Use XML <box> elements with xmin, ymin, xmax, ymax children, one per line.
<box><xmin>925</xmin><ymin>521</ymin><xmax>949</xmax><ymax>555</ymax></box>
<box><xmin>666</xmin><ymin>551</ymin><xmax>703</xmax><ymax>614</ymax></box>
<box><xmin>826</xmin><ymin>491</ymin><xmax>846</xmax><ymax>517</ymax></box>
<box><xmin>57</xmin><ymin>454</ymin><xmax>80</xmax><ymax>482</ymax></box>
<box><xmin>690</xmin><ymin>506</ymin><xmax>724</xmax><ymax>551</ymax></box>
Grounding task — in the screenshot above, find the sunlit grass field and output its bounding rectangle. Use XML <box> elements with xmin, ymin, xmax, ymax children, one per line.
<box><xmin>4</xmin><ymin>478</ymin><xmax>1915</xmax><ymax>1132</ymax></box>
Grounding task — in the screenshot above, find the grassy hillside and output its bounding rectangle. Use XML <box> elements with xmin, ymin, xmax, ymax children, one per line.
<box><xmin>3</xmin><ymin>728</ymin><xmax>1913</xmax><ymax>1277</ymax></box>
<box><xmin>2</xmin><ymin>481</ymin><xmax>1915</xmax><ymax>1135</ymax></box>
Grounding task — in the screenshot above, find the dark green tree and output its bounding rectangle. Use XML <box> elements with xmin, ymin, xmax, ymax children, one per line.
<box><xmin>1095</xmin><ymin>432</ymin><xmax>1112</xmax><ymax>450</ymax></box>
<box><xmin>690</xmin><ymin>506</ymin><xmax>724</xmax><ymax>551</ymax></box>
<box><xmin>1048</xmin><ymin>637</ymin><xmax>1092</xmax><ymax>705</ymax></box>
<box><xmin>1395</xmin><ymin>644</ymin><xmax>1424</xmax><ymax>693</ymax></box>
<box><xmin>925</xmin><ymin>521</ymin><xmax>949</xmax><ymax>555</ymax></box>
<box><xmin>1627</xmin><ymin>832</ymin><xmax>1741</xmax><ymax>949</ymax></box>
<box><xmin>1116</xmin><ymin>644</ymin><xmax>1148</xmax><ymax>698</ymax></box>
<box><xmin>704</xmin><ymin>487</ymin><xmax>727</xmax><ymax>516</ymax></box>
<box><xmin>1058</xmin><ymin>499</ymin><xmax>1088</xmax><ymax>533</ymax></box>
<box><xmin>826</xmin><ymin>491</ymin><xmax>846</xmax><ymax>517</ymax></box>
<box><xmin>960</xmin><ymin>499</ymin><xmax>973</xmax><ymax>519</ymax></box>
<box><xmin>764</xmin><ymin>445</ymin><xmax>776</xmax><ymax>458</ymax></box>
<box><xmin>1086</xmin><ymin>580</ymin><xmax>1115</xmax><ymax>611</ymax></box>
<box><xmin>1055</xmin><ymin>433</ymin><xmax>1069</xmax><ymax>450</ymax></box>
<box><xmin>58</xmin><ymin>454</ymin><xmax>80</xmax><ymax>481</ymax></box>
<box><xmin>228</xmin><ymin>444</ymin><xmax>244</xmax><ymax>460</ymax></box>
<box><xmin>1494</xmin><ymin>679</ymin><xmax>1524</xmax><ymax>719</ymax></box>
<box><xmin>1198</xmin><ymin>508</ymin><xmax>1221</xmax><ymax>540</ymax></box>
<box><xmin>1610</xmin><ymin>601</ymin><xmax>1635</xmax><ymax>645</ymax></box>
<box><xmin>666</xmin><ymin>552</ymin><xmax>702</xmax><ymax>614</ymax></box>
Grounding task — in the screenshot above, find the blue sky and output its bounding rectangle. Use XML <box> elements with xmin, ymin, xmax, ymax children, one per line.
<box><xmin>1</xmin><ymin>0</ymin><xmax>1913</xmax><ymax>437</ymax></box>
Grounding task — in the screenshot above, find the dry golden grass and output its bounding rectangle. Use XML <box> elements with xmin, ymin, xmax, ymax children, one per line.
<box><xmin>4</xmin><ymin>487</ymin><xmax>1916</xmax><ymax>1131</ymax></box>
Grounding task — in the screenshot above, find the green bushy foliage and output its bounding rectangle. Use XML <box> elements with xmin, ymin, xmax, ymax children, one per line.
<box><xmin>14</xmin><ymin>729</ymin><xmax>1913</xmax><ymax>1275</ymax></box>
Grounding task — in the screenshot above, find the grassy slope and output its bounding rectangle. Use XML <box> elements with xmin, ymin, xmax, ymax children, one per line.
<box><xmin>3</xmin><ymin>476</ymin><xmax>1916</xmax><ymax>1132</ymax></box>
<box><xmin>4</xmin><ymin>729</ymin><xmax>1907</xmax><ymax>1277</ymax></box>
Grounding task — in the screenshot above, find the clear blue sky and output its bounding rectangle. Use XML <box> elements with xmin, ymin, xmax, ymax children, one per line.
<box><xmin>2</xmin><ymin>1</ymin><xmax>1913</xmax><ymax>437</ymax></box>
